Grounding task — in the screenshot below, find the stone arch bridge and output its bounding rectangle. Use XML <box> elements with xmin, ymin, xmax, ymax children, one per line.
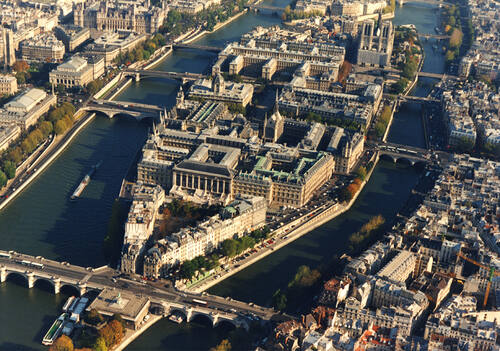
<box><xmin>82</xmin><ymin>99</ymin><xmax>163</xmax><ymax>120</ymax></box>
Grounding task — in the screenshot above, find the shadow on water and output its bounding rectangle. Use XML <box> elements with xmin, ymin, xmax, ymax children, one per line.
<box><xmin>208</xmin><ymin>162</ymin><xmax>422</xmax><ymax>306</ymax></box>
<box><xmin>0</xmin><ymin>114</ymin><xmax>149</xmax><ymax>267</ymax></box>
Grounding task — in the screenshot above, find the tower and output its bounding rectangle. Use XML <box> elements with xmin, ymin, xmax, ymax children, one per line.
<box><xmin>2</xmin><ymin>28</ymin><xmax>15</xmax><ymax>69</ymax></box>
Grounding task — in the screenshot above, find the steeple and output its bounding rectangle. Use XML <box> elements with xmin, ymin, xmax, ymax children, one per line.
<box><xmin>273</xmin><ymin>89</ymin><xmax>279</xmax><ymax>115</ymax></box>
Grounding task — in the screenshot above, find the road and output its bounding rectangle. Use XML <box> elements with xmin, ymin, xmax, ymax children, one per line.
<box><xmin>0</xmin><ymin>251</ymin><xmax>279</xmax><ymax>320</ymax></box>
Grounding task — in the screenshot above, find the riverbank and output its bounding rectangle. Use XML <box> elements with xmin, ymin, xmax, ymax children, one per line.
<box><xmin>0</xmin><ymin>112</ymin><xmax>97</xmax><ymax>211</ymax></box>
<box><xmin>114</xmin><ymin>315</ymin><xmax>162</xmax><ymax>351</ymax></box>
<box><xmin>188</xmin><ymin>153</ymin><xmax>380</xmax><ymax>293</ymax></box>
<box><xmin>183</xmin><ymin>9</ymin><xmax>249</xmax><ymax>44</ymax></box>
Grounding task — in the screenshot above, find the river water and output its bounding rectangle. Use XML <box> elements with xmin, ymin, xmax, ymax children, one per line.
<box><xmin>0</xmin><ymin>2</ymin><xmax>442</xmax><ymax>350</ymax></box>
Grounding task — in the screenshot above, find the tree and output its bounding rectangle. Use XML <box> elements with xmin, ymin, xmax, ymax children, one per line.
<box><xmin>84</xmin><ymin>308</ymin><xmax>103</xmax><ymax>325</ymax></box>
<box><xmin>112</xmin><ymin>313</ymin><xmax>126</xmax><ymax>328</ymax></box>
<box><xmin>272</xmin><ymin>289</ymin><xmax>287</xmax><ymax>311</ymax></box>
<box><xmin>449</xmin><ymin>28</ymin><xmax>463</xmax><ymax>49</ymax></box>
<box><xmin>210</xmin><ymin>339</ymin><xmax>232</xmax><ymax>351</ymax></box>
<box><xmin>15</xmin><ymin>72</ymin><xmax>26</xmax><ymax>84</ymax></box>
<box><xmin>0</xmin><ymin>170</ymin><xmax>6</xmax><ymax>188</ymax></box>
<box><xmin>180</xmin><ymin>260</ymin><xmax>197</xmax><ymax>280</ymax></box>
<box><xmin>49</xmin><ymin>335</ymin><xmax>74</xmax><ymax>351</ymax></box>
<box><xmin>7</xmin><ymin>147</ymin><xmax>23</xmax><ymax>164</ymax></box>
<box><xmin>3</xmin><ymin>160</ymin><xmax>16</xmax><ymax>179</ymax></box>
<box><xmin>92</xmin><ymin>337</ymin><xmax>107</xmax><ymax>351</ymax></box>
<box><xmin>13</xmin><ymin>60</ymin><xmax>29</xmax><ymax>72</ymax></box>
<box><xmin>98</xmin><ymin>325</ymin><xmax>114</xmax><ymax>347</ymax></box>
<box><xmin>108</xmin><ymin>320</ymin><xmax>125</xmax><ymax>345</ymax></box>
<box><xmin>220</xmin><ymin>239</ymin><xmax>238</xmax><ymax>257</ymax></box>
<box><xmin>54</xmin><ymin>119</ymin><xmax>68</xmax><ymax>135</ymax></box>
<box><xmin>356</xmin><ymin>166</ymin><xmax>367</xmax><ymax>181</ymax></box>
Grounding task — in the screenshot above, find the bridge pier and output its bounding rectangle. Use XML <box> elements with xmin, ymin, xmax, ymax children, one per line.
<box><xmin>211</xmin><ymin>312</ymin><xmax>219</xmax><ymax>327</ymax></box>
<box><xmin>27</xmin><ymin>272</ymin><xmax>35</xmax><ymax>289</ymax></box>
<box><xmin>0</xmin><ymin>266</ymin><xmax>6</xmax><ymax>283</ymax></box>
<box><xmin>185</xmin><ymin>307</ymin><xmax>193</xmax><ymax>322</ymax></box>
<box><xmin>53</xmin><ymin>278</ymin><xmax>61</xmax><ymax>294</ymax></box>
<box><xmin>135</xmin><ymin>73</ymin><xmax>141</xmax><ymax>82</ymax></box>
<box><xmin>78</xmin><ymin>282</ymin><xmax>87</xmax><ymax>296</ymax></box>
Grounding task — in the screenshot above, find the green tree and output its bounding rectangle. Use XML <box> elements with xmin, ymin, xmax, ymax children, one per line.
<box><xmin>7</xmin><ymin>147</ymin><xmax>23</xmax><ymax>164</ymax></box>
<box><xmin>180</xmin><ymin>260</ymin><xmax>197</xmax><ymax>280</ymax></box>
<box><xmin>49</xmin><ymin>335</ymin><xmax>74</xmax><ymax>351</ymax></box>
<box><xmin>356</xmin><ymin>166</ymin><xmax>367</xmax><ymax>181</ymax></box>
<box><xmin>84</xmin><ymin>309</ymin><xmax>103</xmax><ymax>326</ymax></box>
<box><xmin>54</xmin><ymin>119</ymin><xmax>68</xmax><ymax>135</ymax></box>
<box><xmin>92</xmin><ymin>337</ymin><xmax>107</xmax><ymax>351</ymax></box>
<box><xmin>272</xmin><ymin>289</ymin><xmax>287</xmax><ymax>311</ymax></box>
<box><xmin>221</xmin><ymin>239</ymin><xmax>238</xmax><ymax>257</ymax></box>
<box><xmin>0</xmin><ymin>170</ymin><xmax>8</xmax><ymax>188</ymax></box>
<box><xmin>3</xmin><ymin>161</ymin><xmax>16</xmax><ymax>179</ymax></box>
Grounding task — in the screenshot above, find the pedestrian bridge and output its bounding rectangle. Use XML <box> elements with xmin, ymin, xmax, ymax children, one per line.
<box><xmin>82</xmin><ymin>99</ymin><xmax>163</xmax><ymax>120</ymax></box>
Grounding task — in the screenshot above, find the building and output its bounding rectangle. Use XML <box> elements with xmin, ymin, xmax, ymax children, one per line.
<box><xmin>357</xmin><ymin>19</ymin><xmax>394</xmax><ymax>67</ymax></box>
<box><xmin>0</xmin><ymin>75</ymin><xmax>18</xmax><ymax>95</ymax></box>
<box><xmin>326</xmin><ymin>127</ymin><xmax>364</xmax><ymax>174</ymax></box>
<box><xmin>234</xmin><ymin>148</ymin><xmax>334</xmax><ymax>208</ymax></box>
<box><xmin>170</xmin><ymin>143</ymin><xmax>240</xmax><ymax>204</ymax></box>
<box><xmin>1</xmin><ymin>28</ymin><xmax>15</xmax><ymax>68</ymax></box>
<box><xmin>83</xmin><ymin>32</ymin><xmax>147</xmax><ymax>66</ymax></box>
<box><xmin>49</xmin><ymin>56</ymin><xmax>95</xmax><ymax>88</ymax></box>
<box><xmin>87</xmin><ymin>288</ymin><xmax>150</xmax><ymax>330</ymax></box>
<box><xmin>213</xmin><ymin>26</ymin><xmax>345</xmax><ymax>90</ymax></box>
<box><xmin>143</xmin><ymin>195</ymin><xmax>267</xmax><ymax>276</ymax></box>
<box><xmin>188</xmin><ymin>74</ymin><xmax>254</xmax><ymax>107</ymax></box>
<box><xmin>169</xmin><ymin>0</ymin><xmax>221</xmax><ymax>14</ymax></box>
<box><xmin>0</xmin><ymin>124</ymin><xmax>21</xmax><ymax>152</ymax></box>
<box><xmin>279</xmin><ymin>85</ymin><xmax>381</xmax><ymax>128</ymax></box>
<box><xmin>318</xmin><ymin>277</ymin><xmax>351</xmax><ymax>307</ymax></box>
<box><xmin>0</xmin><ymin>88</ymin><xmax>57</xmax><ymax>130</ymax></box>
<box><xmin>376</xmin><ymin>250</ymin><xmax>416</xmax><ymax>283</ymax></box>
<box><xmin>19</xmin><ymin>33</ymin><xmax>65</xmax><ymax>62</ymax></box>
<box><xmin>74</xmin><ymin>0</ymin><xmax>167</xmax><ymax>34</ymax></box>
<box><xmin>263</xmin><ymin>95</ymin><xmax>285</xmax><ymax>143</ymax></box>
<box><xmin>54</xmin><ymin>25</ymin><xmax>91</xmax><ymax>52</ymax></box>
<box><xmin>120</xmin><ymin>184</ymin><xmax>165</xmax><ymax>274</ymax></box>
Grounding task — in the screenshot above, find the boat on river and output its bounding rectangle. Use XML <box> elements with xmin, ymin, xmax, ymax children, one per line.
<box><xmin>42</xmin><ymin>313</ymin><xmax>67</xmax><ymax>345</ymax></box>
<box><xmin>169</xmin><ymin>314</ymin><xmax>184</xmax><ymax>324</ymax></box>
<box><xmin>70</xmin><ymin>160</ymin><xmax>102</xmax><ymax>200</ymax></box>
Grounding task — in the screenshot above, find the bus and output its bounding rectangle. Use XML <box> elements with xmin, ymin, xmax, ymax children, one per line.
<box><xmin>31</xmin><ymin>262</ymin><xmax>44</xmax><ymax>269</ymax></box>
<box><xmin>192</xmin><ymin>299</ymin><xmax>207</xmax><ymax>306</ymax></box>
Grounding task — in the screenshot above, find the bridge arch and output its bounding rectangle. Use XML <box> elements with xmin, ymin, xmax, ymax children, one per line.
<box><xmin>34</xmin><ymin>277</ymin><xmax>60</xmax><ymax>293</ymax></box>
<box><xmin>60</xmin><ymin>283</ymin><xmax>81</xmax><ymax>296</ymax></box>
<box><xmin>5</xmin><ymin>271</ymin><xmax>29</xmax><ymax>286</ymax></box>
<box><xmin>189</xmin><ymin>312</ymin><xmax>215</xmax><ymax>326</ymax></box>
<box><xmin>395</xmin><ymin>157</ymin><xmax>414</xmax><ymax>166</ymax></box>
<box><xmin>169</xmin><ymin>308</ymin><xmax>188</xmax><ymax>321</ymax></box>
<box><xmin>214</xmin><ymin>318</ymin><xmax>238</xmax><ymax>329</ymax></box>
<box><xmin>379</xmin><ymin>153</ymin><xmax>397</xmax><ymax>163</ymax></box>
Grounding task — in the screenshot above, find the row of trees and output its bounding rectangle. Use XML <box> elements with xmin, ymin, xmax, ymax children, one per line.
<box><xmin>114</xmin><ymin>33</ymin><xmax>167</xmax><ymax>67</ymax></box>
<box><xmin>304</xmin><ymin>112</ymin><xmax>363</xmax><ymax>132</ymax></box>
<box><xmin>281</xmin><ymin>6</ymin><xmax>324</xmax><ymax>21</ymax></box>
<box><xmin>348</xmin><ymin>215</ymin><xmax>385</xmax><ymax>252</ymax></box>
<box><xmin>178</xmin><ymin>226</ymin><xmax>270</xmax><ymax>280</ymax></box>
<box><xmin>160</xmin><ymin>0</ymin><xmax>247</xmax><ymax>36</ymax></box>
<box><xmin>373</xmin><ymin>105</ymin><xmax>392</xmax><ymax>139</ymax></box>
<box><xmin>179</xmin><ymin>254</ymin><xmax>220</xmax><ymax>280</ymax></box>
<box><xmin>0</xmin><ymin>102</ymin><xmax>75</xmax><ymax>189</ymax></box>
<box><xmin>339</xmin><ymin>178</ymin><xmax>363</xmax><ymax>202</ymax></box>
<box><xmin>442</xmin><ymin>5</ymin><xmax>464</xmax><ymax>65</ymax></box>
<box><xmin>272</xmin><ymin>265</ymin><xmax>322</xmax><ymax>311</ymax></box>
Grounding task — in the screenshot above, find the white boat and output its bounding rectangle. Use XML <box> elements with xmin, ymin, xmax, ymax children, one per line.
<box><xmin>169</xmin><ymin>314</ymin><xmax>184</xmax><ymax>324</ymax></box>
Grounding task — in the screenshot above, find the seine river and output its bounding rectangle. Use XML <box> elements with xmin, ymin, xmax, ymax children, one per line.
<box><xmin>0</xmin><ymin>2</ymin><xmax>443</xmax><ymax>350</ymax></box>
